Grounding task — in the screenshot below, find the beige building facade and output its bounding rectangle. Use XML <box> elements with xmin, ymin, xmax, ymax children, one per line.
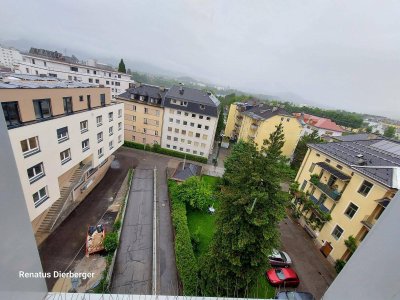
<box><xmin>0</xmin><ymin>75</ymin><xmax>124</xmax><ymax>241</ymax></box>
<box><xmin>293</xmin><ymin>139</ymin><xmax>399</xmax><ymax>262</ymax></box>
<box><xmin>116</xmin><ymin>84</ymin><xmax>165</xmax><ymax>145</ymax></box>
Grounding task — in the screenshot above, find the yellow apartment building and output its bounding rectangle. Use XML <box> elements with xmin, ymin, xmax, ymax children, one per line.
<box><xmin>116</xmin><ymin>83</ymin><xmax>165</xmax><ymax>145</ymax></box>
<box><xmin>294</xmin><ymin>138</ymin><xmax>399</xmax><ymax>263</ymax></box>
<box><xmin>224</xmin><ymin>102</ymin><xmax>303</xmax><ymax>158</ymax></box>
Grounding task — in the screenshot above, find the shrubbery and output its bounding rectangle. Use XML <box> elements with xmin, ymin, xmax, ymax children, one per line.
<box><xmin>173</xmin><ymin>176</ymin><xmax>214</xmax><ymax>211</ymax></box>
<box><xmin>104</xmin><ymin>231</ymin><xmax>119</xmax><ymax>253</ymax></box>
<box><xmin>335</xmin><ymin>259</ymin><xmax>346</xmax><ymax>274</ymax></box>
<box><xmin>168</xmin><ymin>180</ymin><xmax>199</xmax><ymax>295</ymax></box>
<box><xmin>124</xmin><ymin>141</ymin><xmax>208</xmax><ymax>164</ymax></box>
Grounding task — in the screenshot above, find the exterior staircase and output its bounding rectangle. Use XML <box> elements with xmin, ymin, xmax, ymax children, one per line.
<box><xmin>37</xmin><ymin>166</ymin><xmax>85</xmax><ymax>233</ymax></box>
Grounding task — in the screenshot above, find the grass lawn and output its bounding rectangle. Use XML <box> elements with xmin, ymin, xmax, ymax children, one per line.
<box><xmin>249</xmin><ymin>273</ymin><xmax>276</xmax><ymax>299</ymax></box>
<box><xmin>187</xmin><ymin>209</ymin><xmax>216</xmax><ymax>257</ymax></box>
<box><xmin>201</xmin><ymin>175</ymin><xmax>220</xmax><ymax>189</ymax></box>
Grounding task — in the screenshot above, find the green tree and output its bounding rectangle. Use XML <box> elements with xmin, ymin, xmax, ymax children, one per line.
<box><xmin>384</xmin><ymin>126</ymin><xmax>396</xmax><ymax>138</ymax></box>
<box><xmin>365</xmin><ymin>126</ymin><xmax>373</xmax><ymax>133</ymax></box>
<box><xmin>173</xmin><ymin>176</ymin><xmax>214</xmax><ymax>211</ymax></box>
<box><xmin>118</xmin><ymin>59</ymin><xmax>126</xmax><ymax>73</ymax></box>
<box><xmin>200</xmin><ymin>125</ymin><xmax>287</xmax><ymax>296</ymax></box>
<box><xmin>215</xmin><ymin>107</ymin><xmax>225</xmax><ymax>140</ymax></box>
<box><xmin>291</xmin><ymin>131</ymin><xmax>323</xmax><ymax>171</ymax></box>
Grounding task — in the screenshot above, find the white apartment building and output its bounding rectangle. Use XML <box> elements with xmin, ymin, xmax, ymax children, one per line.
<box><xmin>12</xmin><ymin>47</ymin><xmax>134</xmax><ymax>98</ymax></box>
<box><xmin>161</xmin><ymin>85</ymin><xmax>220</xmax><ymax>158</ymax></box>
<box><xmin>0</xmin><ymin>75</ymin><xmax>124</xmax><ymax>240</ymax></box>
<box><xmin>0</xmin><ymin>45</ymin><xmax>22</xmax><ymax>69</ymax></box>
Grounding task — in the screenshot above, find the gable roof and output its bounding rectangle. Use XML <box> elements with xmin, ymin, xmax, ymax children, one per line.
<box><xmin>295</xmin><ymin>113</ymin><xmax>345</xmax><ymax>132</ymax></box>
<box><xmin>117</xmin><ymin>84</ymin><xmax>166</xmax><ymax>106</ymax></box>
<box><xmin>171</xmin><ymin>162</ymin><xmax>202</xmax><ymax>181</ymax></box>
<box><xmin>242</xmin><ymin>104</ymin><xmax>291</xmax><ymax>121</ymax></box>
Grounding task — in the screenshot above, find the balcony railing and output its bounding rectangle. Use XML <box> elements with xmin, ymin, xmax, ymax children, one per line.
<box><xmin>316</xmin><ymin>182</ymin><xmax>342</xmax><ymax>201</ymax></box>
<box><xmin>310</xmin><ymin>195</ymin><xmax>330</xmax><ymax>214</ymax></box>
<box><xmin>361</xmin><ymin>215</ymin><xmax>376</xmax><ymax>230</ymax></box>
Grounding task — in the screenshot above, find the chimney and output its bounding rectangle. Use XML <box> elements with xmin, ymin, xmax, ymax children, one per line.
<box><xmin>179</xmin><ymin>83</ymin><xmax>184</xmax><ymax>95</ymax></box>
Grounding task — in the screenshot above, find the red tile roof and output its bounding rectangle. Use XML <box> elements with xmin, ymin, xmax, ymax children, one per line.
<box><xmin>294</xmin><ymin>113</ymin><xmax>345</xmax><ymax>132</ymax></box>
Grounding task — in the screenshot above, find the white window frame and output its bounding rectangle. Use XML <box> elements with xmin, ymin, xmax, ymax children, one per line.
<box><xmin>109</xmin><ymin>126</ymin><xmax>114</xmax><ymax>136</ymax></box>
<box><xmin>82</xmin><ymin>139</ymin><xmax>90</xmax><ymax>152</ymax></box>
<box><xmin>21</xmin><ymin>136</ymin><xmax>40</xmax><ymax>157</ymax></box>
<box><xmin>27</xmin><ymin>163</ymin><xmax>44</xmax><ymax>183</ymax></box>
<box><xmin>96</xmin><ymin>115</ymin><xmax>103</xmax><ymax>127</ymax></box>
<box><xmin>80</xmin><ymin>120</ymin><xmax>88</xmax><ymax>133</ymax></box>
<box><xmin>33</xmin><ymin>186</ymin><xmax>48</xmax><ymax>208</ymax></box>
<box><xmin>60</xmin><ymin>149</ymin><xmax>71</xmax><ymax>164</ymax></box>
<box><xmin>97</xmin><ymin>132</ymin><xmax>103</xmax><ymax>143</ymax></box>
<box><xmin>98</xmin><ymin>147</ymin><xmax>104</xmax><ymax>158</ymax></box>
<box><xmin>109</xmin><ymin>140</ymin><xmax>114</xmax><ymax>150</ymax></box>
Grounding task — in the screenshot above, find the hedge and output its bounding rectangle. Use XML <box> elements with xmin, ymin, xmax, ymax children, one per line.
<box><xmin>124</xmin><ymin>141</ymin><xmax>208</xmax><ymax>164</ymax></box>
<box><xmin>168</xmin><ymin>180</ymin><xmax>199</xmax><ymax>295</ymax></box>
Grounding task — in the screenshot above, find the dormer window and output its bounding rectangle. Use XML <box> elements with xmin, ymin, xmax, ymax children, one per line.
<box><xmin>200</xmin><ymin>104</ymin><xmax>205</xmax><ymax>110</ymax></box>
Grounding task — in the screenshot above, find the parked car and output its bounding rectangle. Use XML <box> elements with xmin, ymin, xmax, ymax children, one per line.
<box><xmin>266</xmin><ymin>267</ymin><xmax>300</xmax><ymax>287</ymax></box>
<box><xmin>275</xmin><ymin>291</ymin><xmax>315</xmax><ymax>300</ymax></box>
<box><xmin>269</xmin><ymin>249</ymin><xmax>292</xmax><ymax>267</ymax></box>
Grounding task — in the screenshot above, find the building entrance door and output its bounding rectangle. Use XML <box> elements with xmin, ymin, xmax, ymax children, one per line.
<box><xmin>320</xmin><ymin>241</ymin><xmax>333</xmax><ymax>257</ymax></box>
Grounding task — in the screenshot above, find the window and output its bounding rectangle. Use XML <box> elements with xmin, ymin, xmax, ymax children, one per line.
<box><xmin>325</xmin><ymin>159</ymin><xmax>331</xmax><ymax>163</ymax></box>
<box><xmin>100</xmin><ymin>94</ymin><xmax>106</xmax><ymax>107</ymax></box>
<box><xmin>2</xmin><ymin>102</ymin><xmax>21</xmax><ymax>126</ymax></box>
<box><xmin>109</xmin><ymin>112</ymin><xmax>113</xmax><ymax>121</ymax></box>
<box><xmin>43</xmin><ymin>61</ymin><xmax>47</xmax><ymax>67</ymax></box>
<box><xmin>98</xmin><ymin>147</ymin><xmax>104</xmax><ymax>158</ymax></box>
<box><xmin>180</xmin><ymin>147</ymin><xmax>184</xmax><ymax>151</ymax></box>
<box><xmin>97</xmin><ymin>132</ymin><xmax>103</xmax><ymax>143</ymax></box>
<box><xmin>183</xmin><ymin>121</ymin><xmax>188</xmax><ymax>125</ymax></box>
<box><xmin>33</xmin><ymin>99</ymin><xmax>51</xmax><ymax>119</ymax></box>
<box><xmin>190</xmin><ymin>122</ymin><xmax>194</xmax><ymax>127</ymax></box>
<box><xmin>201</xmin><ymin>143</ymin><xmax>206</xmax><ymax>148</ymax></box>
<box><xmin>184</xmin><ymin>112</ymin><xmax>189</xmax><ymax>116</ymax></box>
<box><xmin>345</xmin><ymin>203</ymin><xmax>358</xmax><ymax>219</ymax></box>
<box><xmin>109</xmin><ymin>140</ymin><xmax>114</xmax><ymax>150</ymax></box>
<box><xmin>182</xmin><ymin>130</ymin><xmax>186</xmax><ymax>135</ymax></box>
<box><xmin>118</xmin><ymin>135</ymin><xmax>122</xmax><ymax>143</ymax></box>
<box><xmin>174</xmin><ymin>137</ymin><xmax>178</xmax><ymax>141</ymax></box>
<box><xmin>132</xmin><ymin>135</ymin><xmax>135</xmax><ymax>141</ymax></box>
<box><xmin>118</xmin><ymin>109</ymin><xmax>122</xmax><ymax>118</ymax></box>
<box><xmin>70</xmin><ymin>66</ymin><xmax>78</xmax><ymax>72</ymax></box>
<box><xmin>309</xmin><ymin>163</ymin><xmax>316</xmax><ymax>173</ymax></box>
<box><xmin>205</xmin><ymin>125</ymin><xmax>209</xmax><ymax>130</ymax></box>
<box><xmin>300</xmin><ymin>180</ymin><xmax>307</xmax><ymax>191</ymax></box>
<box><xmin>60</xmin><ymin>149</ymin><xmax>71</xmax><ymax>164</ymax></box>
<box><xmin>79</xmin><ymin>95</ymin><xmax>84</xmax><ymax>102</ymax></box>
<box><xmin>197</xmin><ymin>124</ymin><xmax>202</xmax><ymax>129</ymax></box>
<box><xmin>33</xmin><ymin>186</ymin><xmax>48</xmax><ymax>208</ymax></box>
<box><xmin>332</xmin><ymin>225</ymin><xmax>344</xmax><ymax>240</ymax></box>
<box><xmin>106</xmin><ymin>80</ymin><xmax>110</xmax><ymax>85</ymax></box>
<box><xmin>193</xmin><ymin>150</ymin><xmax>197</xmax><ymax>154</ymax></box>
<box><xmin>166</xmin><ymin>144</ymin><xmax>170</xmax><ymax>148</ymax></box>
<box><xmin>155</xmin><ymin>131</ymin><xmax>158</xmax><ymax>136</ymax></box>
<box><xmin>118</xmin><ymin>122</ymin><xmax>122</xmax><ymax>131</ymax></box>
<box><xmin>21</xmin><ymin>137</ymin><xmax>40</xmax><ymax>156</ymax></box>
<box><xmin>199</xmin><ymin>115</ymin><xmax>204</xmax><ymax>119</ymax></box>
<box><xmin>187</xmin><ymin>140</ymin><xmax>192</xmax><ymax>145</ymax></box>
<box><xmin>200</xmin><ymin>104</ymin><xmax>205</xmax><ymax>110</ymax></box>
<box><xmin>32</xmin><ymin>58</ymin><xmax>36</xmax><ymax>64</ymax></box>
<box><xmin>57</xmin><ymin>127</ymin><xmax>69</xmax><ymax>143</ymax></box>
<box><xmin>63</xmin><ymin>97</ymin><xmax>73</xmax><ymax>114</ymax></box>
<box><xmin>169</xmin><ymin>118</ymin><xmax>173</xmax><ymax>123</ymax></box>
<box><xmin>167</xmin><ymin>136</ymin><xmax>171</xmax><ymax>140</ymax></box>
<box><xmin>188</xmin><ymin>131</ymin><xmax>193</xmax><ymax>137</ymax></box>
<box><xmin>192</xmin><ymin>114</ymin><xmax>196</xmax><ymax>117</ymax></box>
<box><xmin>80</xmin><ymin>120</ymin><xmax>88</xmax><ymax>133</ymax></box>
<box><xmin>168</xmin><ymin>127</ymin><xmax>172</xmax><ymax>132</ymax></box>
<box><xmin>200</xmin><ymin>152</ymin><xmax>204</xmax><ymax>156</ymax></box>
<box><xmin>202</xmin><ymin>134</ymin><xmax>208</xmax><ymax>140</ymax></box>
<box><xmin>358</xmin><ymin>180</ymin><xmax>373</xmax><ymax>196</ymax></box>
<box><xmin>95</xmin><ymin>79</ymin><xmax>99</xmax><ymax>84</ymax></box>
<box><xmin>96</xmin><ymin>115</ymin><xmax>103</xmax><ymax>126</ymax></box>
<box><xmin>195</xmin><ymin>133</ymin><xmax>200</xmax><ymax>138</ymax></box>
<box><xmin>177</xmin><ymin>111</ymin><xmax>181</xmax><ymax>115</ymax></box>
<box><xmin>144</xmin><ymin>108</ymin><xmax>149</xmax><ymax>114</ymax></box>
<box><xmin>109</xmin><ymin>126</ymin><xmax>114</xmax><ymax>136</ymax></box>
<box><xmin>89</xmin><ymin>78</ymin><xmax>93</xmax><ymax>83</ymax></box>
<box><xmin>27</xmin><ymin>163</ymin><xmax>45</xmax><ymax>183</ymax></box>
<box><xmin>174</xmin><ymin>128</ymin><xmax>179</xmax><ymax>133</ymax></box>
<box><xmin>206</xmin><ymin>116</ymin><xmax>210</xmax><ymax>120</ymax></box>
<box><xmin>181</xmin><ymin>138</ymin><xmax>185</xmax><ymax>143</ymax></box>
<box><xmin>87</xmin><ymin>95</ymin><xmax>91</xmax><ymax>109</ymax></box>
<box><xmin>87</xmin><ymin>69</ymin><xmax>90</xmax><ymax>74</ymax></box>
<box><xmin>173</xmin><ymin>146</ymin><xmax>177</xmax><ymax>150</ymax></box>
<box><xmin>176</xmin><ymin>119</ymin><xmax>181</xmax><ymax>124</ymax></box>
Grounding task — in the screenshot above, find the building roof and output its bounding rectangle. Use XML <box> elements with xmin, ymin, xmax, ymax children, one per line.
<box><xmin>333</xmin><ymin>133</ymin><xmax>381</xmax><ymax>142</ymax></box>
<box><xmin>0</xmin><ymin>74</ymin><xmax>99</xmax><ymax>89</ymax></box>
<box><xmin>309</xmin><ymin>139</ymin><xmax>400</xmax><ymax>189</ymax></box>
<box><xmin>295</xmin><ymin>113</ymin><xmax>345</xmax><ymax>132</ymax></box>
<box><xmin>163</xmin><ymin>85</ymin><xmax>220</xmax><ymax>117</ymax></box>
<box><xmin>117</xmin><ymin>84</ymin><xmax>166</xmax><ymax>106</ymax></box>
<box><xmin>316</xmin><ymin>162</ymin><xmax>351</xmax><ymax>181</ymax></box>
<box><xmin>242</xmin><ymin>104</ymin><xmax>291</xmax><ymax>121</ymax></box>
<box><xmin>171</xmin><ymin>162</ymin><xmax>202</xmax><ymax>181</ymax></box>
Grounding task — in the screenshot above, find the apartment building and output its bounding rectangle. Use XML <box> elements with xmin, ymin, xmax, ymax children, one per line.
<box><xmin>0</xmin><ymin>45</ymin><xmax>22</xmax><ymax>69</ymax></box>
<box><xmin>0</xmin><ymin>74</ymin><xmax>124</xmax><ymax>241</ymax></box>
<box><xmin>116</xmin><ymin>83</ymin><xmax>166</xmax><ymax>145</ymax></box>
<box><xmin>224</xmin><ymin>102</ymin><xmax>303</xmax><ymax>158</ymax></box>
<box><xmin>294</xmin><ymin>138</ymin><xmax>399</xmax><ymax>262</ymax></box>
<box><xmin>161</xmin><ymin>85</ymin><xmax>220</xmax><ymax>158</ymax></box>
<box><xmin>293</xmin><ymin>112</ymin><xmax>346</xmax><ymax>137</ymax></box>
<box><xmin>13</xmin><ymin>47</ymin><xmax>133</xmax><ymax>98</ymax></box>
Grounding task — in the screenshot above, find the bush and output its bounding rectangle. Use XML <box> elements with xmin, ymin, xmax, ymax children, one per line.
<box><xmin>124</xmin><ymin>141</ymin><xmax>208</xmax><ymax>164</ymax></box>
<box><xmin>168</xmin><ymin>180</ymin><xmax>199</xmax><ymax>295</ymax></box>
<box><xmin>335</xmin><ymin>259</ymin><xmax>346</xmax><ymax>274</ymax></box>
<box><xmin>191</xmin><ymin>228</ymin><xmax>201</xmax><ymax>255</ymax></box>
<box><xmin>113</xmin><ymin>219</ymin><xmax>121</xmax><ymax>231</ymax></box>
<box><xmin>104</xmin><ymin>232</ymin><xmax>119</xmax><ymax>253</ymax></box>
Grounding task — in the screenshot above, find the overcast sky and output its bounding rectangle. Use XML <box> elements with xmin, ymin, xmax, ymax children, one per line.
<box><xmin>1</xmin><ymin>0</ymin><xmax>400</xmax><ymax>118</ymax></box>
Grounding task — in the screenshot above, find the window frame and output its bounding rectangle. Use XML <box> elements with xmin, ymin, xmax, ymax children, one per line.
<box><xmin>33</xmin><ymin>186</ymin><xmax>49</xmax><ymax>208</ymax></box>
<box><xmin>27</xmin><ymin>162</ymin><xmax>45</xmax><ymax>184</ymax></box>
<box><xmin>60</xmin><ymin>148</ymin><xmax>71</xmax><ymax>165</ymax></box>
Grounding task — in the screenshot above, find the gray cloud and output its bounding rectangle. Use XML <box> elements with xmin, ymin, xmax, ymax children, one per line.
<box><xmin>1</xmin><ymin>0</ymin><xmax>399</xmax><ymax>118</ymax></box>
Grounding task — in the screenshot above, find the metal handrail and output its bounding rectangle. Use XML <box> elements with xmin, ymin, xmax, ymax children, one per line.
<box><xmin>49</xmin><ymin>162</ymin><xmax>92</xmax><ymax>231</ymax></box>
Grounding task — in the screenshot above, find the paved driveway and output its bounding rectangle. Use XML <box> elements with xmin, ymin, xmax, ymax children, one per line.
<box><xmin>279</xmin><ymin>216</ymin><xmax>336</xmax><ymax>300</ymax></box>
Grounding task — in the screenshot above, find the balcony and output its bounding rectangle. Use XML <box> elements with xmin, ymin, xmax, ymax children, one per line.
<box><xmin>316</xmin><ymin>162</ymin><xmax>351</xmax><ymax>182</ymax></box>
<box><xmin>310</xmin><ymin>195</ymin><xmax>330</xmax><ymax>214</ymax></box>
<box><xmin>361</xmin><ymin>215</ymin><xmax>376</xmax><ymax>230</ymax></box>
<box><xmin>248</xmin><ymin>133</ymin><xmax>256</xmax><ymax>139</ymax></box>
<box><xmin>250</xmin><ymin>123</ymin><xmax>259</xmax><ymax>131</ymax></box>
<box><xmin>316</xmin><ymin>181</ymin><xmax>342</xmax><ymax>201</ymax></box>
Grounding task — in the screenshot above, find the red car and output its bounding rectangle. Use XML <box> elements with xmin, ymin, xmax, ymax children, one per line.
<box><xmin>266</xmin><ymin>268</ymin><xmax>300</xmax><ymax>287</ymax></box>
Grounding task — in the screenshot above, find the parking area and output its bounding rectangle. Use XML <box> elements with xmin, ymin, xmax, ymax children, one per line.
<box><xmin>279</xmin><ymin>215</ymin><xmax>336</xmax><ymax>299</ymax></box>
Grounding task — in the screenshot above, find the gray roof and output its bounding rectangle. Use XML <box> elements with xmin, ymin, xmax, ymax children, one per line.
<box><xmin>171</xmin><ymin>162</ymin><xmax>202</xmax><ymax>181</ymax></box>
<box><xmin>0</xmin><ymin>74</ymin><xmax>98</xmax><ymax>89</ymax></box>
<box><xmin>163</xmin><ymin>85</ymin><xmax>220</xmax><ymax>117</ymax></box>
<box><xmin>333</xmin><ymin>133</ymin><xmax>381</xmax><ymax>142</ymax></box>
<box><xmin>309</xmin><ymin>139</ymin><xmax>400</xmax><ymax>188</ymax></box>
<box><xmin>117</xmin><ymin>84</ymin><xmax>166</xmax><ymax>106</ymax></box>
<box><xmin>242</xmin><ymin>104</ymin><xmax>291</xmax><ymax>121</ymax></box>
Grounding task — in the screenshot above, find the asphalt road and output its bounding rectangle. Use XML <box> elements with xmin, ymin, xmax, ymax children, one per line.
<box><xmin>279</xmin><ymin>216</ymin><xmax>336</xmax><ymax>300</ymax></box>
<box><xmin>38</xmin><ymin>152</ymin><xmax>136</xmax><ymax>290</ymax></box>
<box><xmin>110</xmin><ymin>147</ymin><xmax>179</xmax><ymax>295</ymax></box>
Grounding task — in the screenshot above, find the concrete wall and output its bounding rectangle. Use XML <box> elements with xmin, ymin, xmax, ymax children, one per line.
<box><xmin>0</xmin><ymin>106</ymin><xmax>47</xmax><ymax>300</ymax></box>
<box><xmin>323</xmin><ymin>191</ymin><xmax>400</xmax><ymax>300</ymax></box>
